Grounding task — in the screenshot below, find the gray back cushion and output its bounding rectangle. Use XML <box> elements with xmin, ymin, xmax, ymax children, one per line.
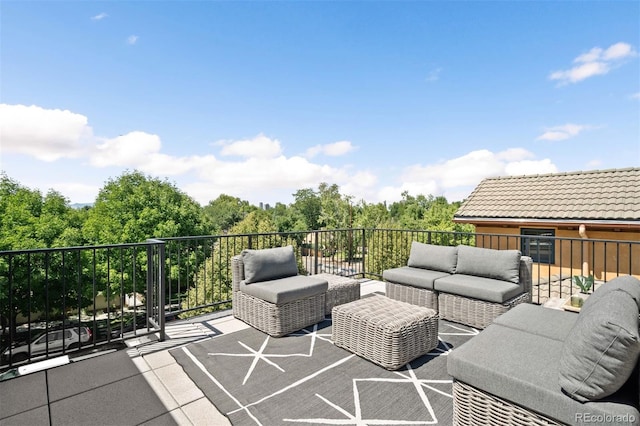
<box><xmin>241</xmin><ymin>245</ymin><xmax>299</xmax><ymax>284</ymax></box>
<box><xmin>407</xmin><ymin>242</ymin><xmax>458</xmax><ymax>274</ymax></box>
<box><xmin>559</xmin><ymin>288</ymin><xmax>640</xmax><ymax>402</ymax></box>
<box><xmin>455</xmin><ymin>245</ymin><xmax>522</xmax><ymax>284</ymax></box>
<box><xmin>583</xmin><ymin>275</ymin><xmax>640</xmax><ymax>311</ymax></box>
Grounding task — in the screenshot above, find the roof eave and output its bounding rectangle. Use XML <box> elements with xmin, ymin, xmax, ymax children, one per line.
<box><xmin>453</xmin><ymin>217</ymin><xmax>640</xmax><ymax>229</ymax></box>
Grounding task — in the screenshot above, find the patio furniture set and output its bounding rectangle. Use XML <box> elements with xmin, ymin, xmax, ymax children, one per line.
<box><xmin>232</xmin><ymin>243</ymin><xmax>640</xmax><ymax>425</ymax></box>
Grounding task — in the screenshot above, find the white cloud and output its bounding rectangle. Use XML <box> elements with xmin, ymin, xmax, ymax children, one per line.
<box><xmin>127</xmin><ymin>35</ymin><xmax>139</xmax><ymax>45</ymax></box>
<box><xmin>91</xmin><ymin>12</ymin><xmax>109</xmax><ymax>21</ymax></box>
<box><xmin>1</xmin><ymin>103</ymin><xmax>562</xmax><ymax>206</ymax></box>
<box><xmin>0</xmin><ymin>104</ymin><xmax>92</xmax><ymax>161</ymax></box>
<box><xmin>305</xmin><ymin>140</ymin><xmax>356</xmax><ymax>158</ymax></box>
<box><xmin>218</xmin><ymin>134</ymin><xmax>282</xmax><ymax>158</ymax></box>
<box><xmin>90</xmin><ymin>132</ymin><xmax>162</xmax><ymax>167</ymax></box>
<box><xmin>376</xmin><ymin>149</ymin><xmax>557</xmax><ymax>203</ymax></box>
<box><xmin>603</xmin><ymin>42</ymin><xmax>636</xmax><ymax>61</ymax></box>
<box><xmin>504</xmin><ymin>159</ymin><xmax>557</xmax><ymax>175</ymax></box>
<box><xmin>536</xmin><ymin>123</ymin><xmax>591</xmax><ymax>141</ymax></box>
<box><xmin>631</xmin><ymin>92</ymin><xmax>640</xmax><ymax>100</ymax></box>
<box><xmin>549</xmin><ymin>42</ymin><xmax>637</xmax><ymax>85</ymax></box>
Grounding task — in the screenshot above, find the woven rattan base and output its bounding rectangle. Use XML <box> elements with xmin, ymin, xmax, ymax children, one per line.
<box><xmin>315</xmin><ymin>273</ymin><xmax>361</xmax><ymax>313</ymax></box>
<box><xmin>332</xmin><ymin>295</ymin><xmax>439</xmax><ymax>370</ymax></box>
<box><xmin>385</xmin><ymin>281</ymin><xmax>438</xmax><ymax>311</ymax></box>
<box><xmin>438</xmin><ymin>291</ymin><xmax>530</xmax><ymax>329</ymax></box>
<box><xmin>453</xmin><ymin>381</ymin><xmax>562</xmax><ymax>425</ymax></box>
<box><xmin>233</xmin><ymin>291</ymin><xmax>326</xmax><ymax>337</ymax></box>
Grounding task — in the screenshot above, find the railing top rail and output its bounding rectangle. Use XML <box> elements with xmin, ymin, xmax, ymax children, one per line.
<box><xmin>0</xmin><ymin>240</ymin><xmax>163</xmax><ymax>256</ymax></box>
<box><xmin>2</xmin><ymin>228</ymin><xmax>637</xmax><ymax>257</ymax></box>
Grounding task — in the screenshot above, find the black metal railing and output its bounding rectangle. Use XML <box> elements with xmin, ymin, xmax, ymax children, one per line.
<box><xmin>0</xmin><ymin>240</ymin><xmax>166</xmax><ymax>368</ymax></box>
<box><xmin>1</xmin><ymin>228</ymin><xmax>638</xmax><ymax>367</ymax></box>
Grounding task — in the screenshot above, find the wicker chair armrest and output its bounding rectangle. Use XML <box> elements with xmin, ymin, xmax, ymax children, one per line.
<box><xmin>519</xmin><ymin>256</ymin><xmax>533</xmax><ymax>301</ymax></box>
<box><xmin>232</xmin><ymin>255</ymin><xmax>245</xmax><ymax>293</ymax></box>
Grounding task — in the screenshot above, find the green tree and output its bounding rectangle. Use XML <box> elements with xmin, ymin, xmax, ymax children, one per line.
<box><xmin>353</xmin><ymin>200</ymin><xmax>390</xmax><ymax>229</ymax></box>
<box><xmin>291</xmin><ymin>188</ymin><xmax>322</xmax><ymax>230</ymax></box>
<box><xmin>82</xmin><ymin>171</ymin><xmax>205</xmax><ymax>304</ymax></box>
<box><xmin>202</xmin><ymin>194</ymin><xmax>256</xmax><ymax>234</ymax></box>
<box><xmin>83</xmin><ymin>170</ymin><xmax>204</xmax><ymax>244</ymax></box>
<box><xmin>0</xmin><ymin>174</ymin><xmax>88</xmax><ymax>343</ymax></box>
<box><xmin>318</xmin><ymin>182</ymin><xmax>352</xmax><ymax>229</ymax></box>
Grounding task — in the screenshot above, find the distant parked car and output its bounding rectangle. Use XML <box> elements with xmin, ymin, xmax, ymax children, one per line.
<box><xmin>1</xmin><ymin>326</ymin><xmax>92</xmax><ymax>364</ymax></box>
<box><xmin>109</xmin><ymin>313</ymin><xmax>148</xmax><ymax>338</ymax></box>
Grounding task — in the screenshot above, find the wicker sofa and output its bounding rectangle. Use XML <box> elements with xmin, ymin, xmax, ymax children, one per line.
<box><xmin>383</xmin><ymin>242</ymin><xmax>532</xmax><ymax>329</ymax></box>
<box><xmin>232</xmin><ymin>245</ymin><xmax>328</xmax><ymax>337</ymax></box>
<box><xmin>447</xmin><ymin>275</ymin><xmax>640</xmax><ymax>425</ymax></box>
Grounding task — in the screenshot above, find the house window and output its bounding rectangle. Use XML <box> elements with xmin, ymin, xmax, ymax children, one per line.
<box><xmin>521</xmin><ymin>228</ymin><xmax>555</xmax><ymax>264</ymax></box>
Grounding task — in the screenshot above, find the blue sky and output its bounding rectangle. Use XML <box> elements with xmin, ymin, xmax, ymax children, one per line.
<box><xmin>1</xmin><ymin>1</ymin><xmax>639</xmax><ymax>206</ymax></box>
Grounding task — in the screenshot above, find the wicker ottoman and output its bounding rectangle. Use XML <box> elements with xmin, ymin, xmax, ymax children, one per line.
<box><xmin>332</xmin><ymin>295</ymin><xmax>439</xmax><ymax>370</ymax></box>
<box><xmin>315</xmin><ymin>273</ymin><xmax>361</xmax><ymax>313</ymax></box>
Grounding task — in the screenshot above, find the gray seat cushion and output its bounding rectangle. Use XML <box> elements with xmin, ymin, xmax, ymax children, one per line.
<box><xmin>240</xmin><ymin>275</ymin><xmax>328</xmax><ymax>305</ymax></box>
<box><xmin>241</xmin><ymin>245</ymin><xmax>299</xmax><ymax>284</ymax></box>
<box><xmin>383</xmin><ymin>266</ymin><xmax>450</xmax><ymax>290</ymax></box>
<box><xmin>407</xmin><ymin>242</ymin><xmax>458</xmax><ymax>274</ymax></box>
<box><xmin>455</xmin><ymin>245</ymin><xmax>522</xmax><ymax>284</ymax></box>
<box><xmin>559</xmin><ymin>288</ymin><xmax>640</xmax><ymax>402</ymax></box>
<box><xmin>448</xmin><ymin>324</ymin><xmax>640</xmax><ymax>425</ymax></box>
<box><xmin>434</xmin><ymin>274</ymin><xmax>523</xmax><ymax>303</ymax></box>
<box><xmin>492</xmin><ymin>303</ymin><xmax>578</xmax><ymax>341</ymax></box>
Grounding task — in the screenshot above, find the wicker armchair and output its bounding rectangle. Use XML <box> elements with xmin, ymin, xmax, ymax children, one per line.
<box><xmin>231</xmin><ymin>248</ymin><xmax>327</xmax><ymax>337</ymax></box>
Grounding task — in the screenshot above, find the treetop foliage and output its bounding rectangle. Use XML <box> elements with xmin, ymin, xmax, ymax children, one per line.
<box><xmin>0</xmin><ymin>170</ymin><xmax>473</xmax><ymax>251</ymax></box>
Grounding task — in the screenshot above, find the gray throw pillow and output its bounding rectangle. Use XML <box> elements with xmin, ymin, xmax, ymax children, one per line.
<box><xmin>559</xmin><ymin>289</ymin><xmax>640</xmax><ymax>402</ymax></box>
<box><xmin>241</xmin><ymin>245</ymin><xmax>299</xmax><ymax>284</ymax></box>
<box><xmin>407</xmin><ymin>242</ymin><xmax>458</xmax><ymax>274</ymax></box>
<box><xmin>455</xmin><ymin>245</ymin><xmax>521</xmax><ymax>284</ymax></box>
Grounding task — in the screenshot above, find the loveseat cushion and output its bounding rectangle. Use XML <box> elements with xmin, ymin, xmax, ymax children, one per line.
<box><xmin>407</xmin><ymin>242</ymin><xmax>458</xmax><ymax>274</ymax></box>
<box><xmin>240</xmin><ymin>275</ymin><xmax>328</xmax><ymax>304</ymax></box>
<box><xmin>559</xmin><ymin>287</ymin><xmax>640</xmax><ymax>402</ymax></box>
<box><xmin>448</xmin><ymin>324</ymin><xmax>640</xmax><ymax>425</ymax></box>
<box><xmin>492</xmin><ymin>303</ymin><xmax>578</xmax><ymax>341</ymax></box>
<box><xmin>383</xmin><ymin>266</ymin><xmax>450</xmax><ymax>290</ymax></box>
<box><xmin>434</xmin><ymin>274</ymin><xmax>523</xmax><ymax>304</ymax></box>
<box><xmin>242</xmin><ymin>245</ymin><xmax>299</xmax><ymax>284</ymax></box>
<box><xmin>455</xmin><ymin>245</ymin><xmax>521</xmax><ymax>284</ymax></box>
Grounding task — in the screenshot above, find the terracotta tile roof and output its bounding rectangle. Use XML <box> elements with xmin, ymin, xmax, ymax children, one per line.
<box><xmin>454</xmin><ymin>168</ymin><xmax>640</xmax><ymax>223</ymax></box>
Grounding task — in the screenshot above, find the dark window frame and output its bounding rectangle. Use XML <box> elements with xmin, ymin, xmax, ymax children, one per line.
<box><xmin>521</xmin><ymin>228</ymin><xmax>555</xmax><ymax>264</ymax></box>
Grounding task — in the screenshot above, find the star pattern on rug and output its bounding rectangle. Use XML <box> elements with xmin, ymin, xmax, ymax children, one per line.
<box><xmin>207</xmin><ymin>323</ymin><xmax>327</xmax><ymax>385</ymax></box>
<box><xmin>283</xmin><ymin>364</ymin><xmax>451</xmax><ymax>425</ymax></box>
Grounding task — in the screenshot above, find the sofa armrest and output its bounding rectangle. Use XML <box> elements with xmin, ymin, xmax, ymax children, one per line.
<box><xmin>232</xmin><ymin>255</ymin><xmax>245</xmax><ymax>293</ymax></box>
<box><xmin>519</xmin><ymin>256</ymin><xmax>533</xmax><ymax>302</ymax></box>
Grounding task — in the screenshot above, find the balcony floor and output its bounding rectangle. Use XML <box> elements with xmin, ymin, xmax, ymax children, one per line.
<box><xmin>0</xmin><ymin>279</ymin><xmax>385</xmax><ymax>426</ymax></box>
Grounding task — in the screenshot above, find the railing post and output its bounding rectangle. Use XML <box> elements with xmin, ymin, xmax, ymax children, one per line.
<box><xmin>361</xmin><ymin>228</ymin><xmax>366</xmax><ymax>278</ymax></box>
<box><xmin>314</xmin><ymin>231</ymin><xmax>319</xmax><ymax>275</ymax></box>
<box><xmin>146</xmin><ymin>239</ymin><xmax>166</xmax><ymax>342</ymax></box>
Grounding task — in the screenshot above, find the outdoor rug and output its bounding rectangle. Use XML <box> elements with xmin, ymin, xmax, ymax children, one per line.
<box><xmin>170</xmin><ymin>317</ymin><xmax>478</xmax><ymax>425</ymax></box>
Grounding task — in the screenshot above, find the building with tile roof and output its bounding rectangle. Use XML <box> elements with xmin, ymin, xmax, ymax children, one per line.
<box><xmin>454</xmin><ymin>167</ymin><xmax>640</xmax><ymax>228</ymax></box>
<box><xmin>454</xmin><ymin>167</ymin><xmax>640</xmax><ymax>284</ymax></box>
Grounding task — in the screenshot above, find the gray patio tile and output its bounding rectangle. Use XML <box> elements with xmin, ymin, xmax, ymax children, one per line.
<box><xmin>181</xmin><ymin>396</ymin><xmax>231</xmax><ymax>426</ymax></box>
<box><xmin>49</xmin><ymin>374</ymin><xmax>169</xmax><ymax>426</ymax></box>
<box><xmin>153</xmin><ymin>363</ymin><xmax>204</xmax><ymax>407</ymax></box>
<box><xmin>0</xmin><ymin>371</ymin><xmax>48</xmax><ymax>419</ymax></box>
<box><xmin>144</xmin><ymin>350</ymin><xmax>178</xmax><ymax>370</ymax></box>
<box><xmin>0</xmin><ymin>405</ymin><xmax>49</xmax><ymax>425</ymax></box>
<box><xmin>47</xmin><ymin>349</ymin><xmax>140</xmax><ymax>402</ymax></box>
